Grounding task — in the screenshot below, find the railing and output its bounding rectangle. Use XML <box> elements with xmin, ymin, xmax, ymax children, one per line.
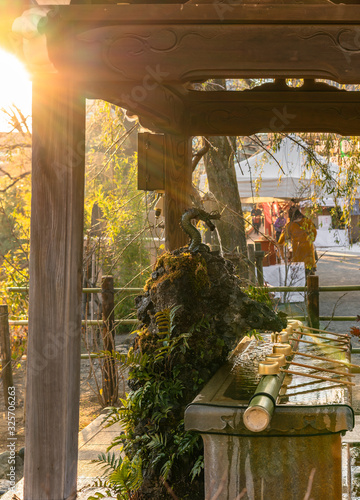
<box><xmin>6</xmin><ymin>284</ymin><xmax>142</xmax><ymax>327</ymax></box>
<box><xmin>268</xmin><ymin>280</ymin><xmax>360</xmax><ymax>323</ymax></box>
<box><xmin>8</xmin><ymin>319</ymin><xmax>138</xmax><ymax>326</ymax></box>
<box><xmin>6</xmin><ymin>279</ymin><xmax>360</xmax><ymax>324</ymax></box>
<box><xmin>2</xmin><ymin>275</ymin><xmax>359</xmax><ymax>404</ymax></box>
<box><xmin>3</xmin><ymin>278</ymin><xmax>144</xmax><ymax>403</ymax></box>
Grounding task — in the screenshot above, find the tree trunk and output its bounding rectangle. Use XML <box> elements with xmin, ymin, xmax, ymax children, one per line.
<box><xmin>204</xmin><ymin>134</ymin><xmax>247</xmax><ymax>256</ymax></box>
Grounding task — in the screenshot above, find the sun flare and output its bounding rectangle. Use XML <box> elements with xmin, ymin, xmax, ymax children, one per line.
<box><xmin>0</xmin><ymin>49</ymin><xmax>32</xmax><ymax>131</ymax></box>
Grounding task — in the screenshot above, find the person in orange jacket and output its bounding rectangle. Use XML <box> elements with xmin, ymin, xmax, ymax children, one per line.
<box><xmin>278</xmin><ymin>207</ymin><xmax>317</xmax><ymax>274</ymax></box>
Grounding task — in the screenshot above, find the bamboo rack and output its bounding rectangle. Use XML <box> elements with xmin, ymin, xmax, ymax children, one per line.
<box><xmin>289</xmin><ymin>337</ymin><xmax>348</xmax><ymax>350</ymax></box>
<box><xmin>295</xmin><ymin>326</ymin><xmax>350</xmax><ymax>338</ymax></box>
<box><xmin>292</xmin><ymin>350</ymin><xmax>359</xmax><ymax>369</ymax></box>
<box><xmin>280</xmin><ymin>368</ymin><xmax>355</xmax><ymax>386</ymax></box>
<box><xmin>289</xmin><ymin>360</ymin><xmax>354</xmax><ymax>378</ymax></box>
<box><xmin>293</xmin><ymin>330</ymin><xmax>350</xmax><ymax>344</ymax></box>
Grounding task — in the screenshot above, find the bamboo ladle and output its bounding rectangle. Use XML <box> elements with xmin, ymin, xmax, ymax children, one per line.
<box><xmin>294</xmin><ymin>325</ymin><xmax>350</xmax><ymax>338</ymax></box>
<box><xmin>265</xmin><ymin>353</ymin><xmax>354</xmax><ymax>377</ymax></box>
<box><xmin>259</xmin><ymin>360</ymin><xmax>355</xmax><ymax>386</ymax></box>
<box><xmin>289</xmin><ymin>337</ymin><xmax>348</xmax><ymax>351</ymax></box>
<box><xmin>274</xmin><ymin>343</ymin><xmax>359</xmax><ymax>369</ymax></box>
<box><xmin>293</xmin><ymin>330</ymin><xmax>350</xmax><ymax>344</ymax></box>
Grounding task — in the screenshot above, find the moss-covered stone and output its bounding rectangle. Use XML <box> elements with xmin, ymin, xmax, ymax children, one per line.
<box><xmin>137</xmin><ymin>247</ymin><xmax>285</xmax><ymax>349</ymax></box>
<box><xmin>132</xmin><ymin>247</ymin><xmax>286</xmax><ymax>499</ymax></box>
<box><xmin>144</xmin><ymin>250</ymin><xmax>210</xmax><ymax>294</ymax></box>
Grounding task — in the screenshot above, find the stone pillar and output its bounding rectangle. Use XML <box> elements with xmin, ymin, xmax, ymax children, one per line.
<box><xmin>164</xmin><ymin>135</ymin><xmax>192</xmax><ymax>251</ymax></box>
<box><xmin>24</xmin><ymin>77</ymin><xmax>85</xmax><ymax>500</ymax></box>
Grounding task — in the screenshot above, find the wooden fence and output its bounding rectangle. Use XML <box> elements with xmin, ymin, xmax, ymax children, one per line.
<box><xmin>2</xmin><ymin>274</ymin><xmax>360</xmax><ymax>405</ymax></box>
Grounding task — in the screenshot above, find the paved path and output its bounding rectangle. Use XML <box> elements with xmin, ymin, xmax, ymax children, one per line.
<box><xmin>317</xmin><ymin>251</ymin><xmax>360</xmax><ymax>336</ymax></box>
<box><xmin>1</xmin><ymin>413</ymin><xmax>122</xmax><ymax>499</ymax></box>
<box><xmin>278</xmin><ymin>250</ymin><xmax>360</xmax><ymax>337</ymax></box>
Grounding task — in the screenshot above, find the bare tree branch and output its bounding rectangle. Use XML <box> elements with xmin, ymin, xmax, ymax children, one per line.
<box><xmin>0</xmin><ymin>172</ymin><xmax>30</xmax><ymax>193</ymax></box>
<box><xmin>0</xmin><ymin>143</ymin><xmax>31</xmax><ymax>151</ymax></box>
<box><xmin>247</xmin><ymin>135</ymin><xmax>286</xmax><ymax>175</ymax></box>
<box><xmin>0</xmin><ymin>167</ymin><xmax>12</xmax><ymax>179</ymax></box>
<box><xmin>192</xmin><ymin>139</ymin><xmax>209</xmax><ymax>172</ymax></box>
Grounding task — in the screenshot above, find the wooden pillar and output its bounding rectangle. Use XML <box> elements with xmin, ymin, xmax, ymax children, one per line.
<box><xmin>255</xmin><ymin>250</ymin><xmax>265</xmax><ymax>287</ymax></box>
<box><xmin>164</xmin><ymin>135</ymin><xmax>192</xmax><ymax>251</ymax></box>
<box><xmin>307</xmin><ymin>274</ymin><xmax>320</xmax><ymax>330</ymax></box>
<box><xmin>24</xmin><ymin>77</ymin><xmax>85</xmax><ymax>500</ymax></box>
<box><xmin>0</xmin><ymin>304</ymin><xmax>13</xmax><ymax>409</ymax></box>
<box><xmin>247</xmin><ymin>244</ymin><xmax>256</xmax><ymax>284</ymax></box>
<box><xmin>101</xmin><ymin>276</ymin><xmax>118</xmax><ymax>405</ymax></box>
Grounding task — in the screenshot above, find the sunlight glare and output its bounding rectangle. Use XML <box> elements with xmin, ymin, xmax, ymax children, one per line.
<box><xmin>0</xmin><ymin>49</ymin><xmax>32</xmax><ymax>132</ymax></box>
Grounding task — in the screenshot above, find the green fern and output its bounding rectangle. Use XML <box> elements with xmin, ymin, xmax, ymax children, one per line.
<box><xmin>190</xmin><ymin>455</ymin><xmax>204</xmax><ymax>481</ymax></box>
<box><xmin>108</xmin><ymin>455</ymin><xmax>143</xmax><ymax>498</ymax></box>
<box><xmin>154</xmin><ymin>309</ymin><xmax>171</xmax><ymax>335</ymax></box>
<box><xmin>97</xmin><ymin>306</ymin><xmax>207</xmax><ymax>497</ymax></box>
<box><xmin>92</xmin><ymin>452</ymin><xmax>123</xmax><ymax>474</ymax></box>
<box><xmin>90</xmin><ymin>454</ymin><xmax>143</xmax><ymax>500</ymax></box>
<box><xmin>160</xmin><ymin>455</ymin><xmax>175</xmax><ymax>481</ymax></box>
<box><xmin>87</xmin><ymin>493</ymin><xmax>106</xmax><ymax>500</ymax></box>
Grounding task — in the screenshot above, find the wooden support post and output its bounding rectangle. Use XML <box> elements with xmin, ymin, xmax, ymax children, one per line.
<box><xmin>307</xmin><ymin>274</ymin><xmax>320</xmax><ymax>330</ymax></box>
<box><xmin>0</xmin><ymin>305</ymin><xmax>13</xmax><ymax>409</ymax></box>
<box><xmin>255</xmin><ymin>250</ymin><xmax>265</xmax><ymax>286</ymax></box>
<box><xmin>164</xmin><ymin>135</ymin><xmax>193</xmax><ymax>251</ymax></box>
<box><xmin>101</xmin><ymin>275</ymin><xmax>118</xmax><ymax>405</ymax></box>
<box><xmin>247</xmin><ymin>244</ymin><xmax>256</xmax><ymax>284</ymax></box>
<box><xmin>24</xmin><ymin>77</ymin><xmax>85</xmax><ymax>500</ymax></box>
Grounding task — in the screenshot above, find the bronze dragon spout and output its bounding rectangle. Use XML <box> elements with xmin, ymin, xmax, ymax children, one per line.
<box><xmin>180</xmin><ymin>207</ymin><xmax>221</xmax><ymax>253</ymax></box>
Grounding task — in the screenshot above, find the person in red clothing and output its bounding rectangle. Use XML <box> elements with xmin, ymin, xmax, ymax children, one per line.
<box><xmin>251</xmin><ymin>205</ymin><xmax>262</xmax><ymax>234</ymax></box>
<box><xmin>277</xmin><ymin>207</ymin><xmax>317</xmax><ymax>275</ymax></box>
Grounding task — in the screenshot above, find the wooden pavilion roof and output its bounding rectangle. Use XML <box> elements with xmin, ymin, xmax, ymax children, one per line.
<box><xmin>10</xmin><ymin>2</ymin><xmax>360</xmax><ymax>135</ymax></box>
<box><xmin>8</xmin><ymin>4</ymin><xmax>360</xmax><ymax>499</ymax></box>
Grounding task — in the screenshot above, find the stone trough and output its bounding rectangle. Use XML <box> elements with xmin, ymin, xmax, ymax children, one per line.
<box><xmin>185</xmin><ymin>333</ymin><xmax>354</xmax><ymax>500</ymax></box>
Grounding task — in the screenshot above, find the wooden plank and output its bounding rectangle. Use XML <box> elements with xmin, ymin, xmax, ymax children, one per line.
<box><xmin>44</xmin><ymin>13</ymin><xmax>360</xmax><ymax>84</ymax></box>
<box><xmin>0</xmin><ymin>305</ymin><xmax>14</xmax><ymax>409</ymax></box>
<box><xmin>54</xmin><ymin>4</ymin><xmax>360</xmax><ymax>24</ymax></box>
<box><xmin>186</xmin><ymin>89</ymin><xmax>360</xmax><ymax>136</ymax></box>
<box><xmin>90</xmin><ymin>84</ymin><xmax>360</xmax><ymax>136</ymax></box>
<box><xmin>24</xmin><ymin>76</ymin><xmax>85</xmax><ymax>500</ymax></box>
<box><xmin>101</xmin><ymin>276</ymin><xmax>118</xmax><ymax>405</ymax></box>
<box><xmin>137</xmin><ymin>132</ymin><xmax>165</xmax><ymax>191</ymax></box>
<box><xmin>164</xmin><ymin>134</ymin><xmax>192</xmax><ymax>251</ymax></box>
<box><xmin>307</xmin><ymin>274</ymin><xmax>320</xmax><ymax>330</ymax></box>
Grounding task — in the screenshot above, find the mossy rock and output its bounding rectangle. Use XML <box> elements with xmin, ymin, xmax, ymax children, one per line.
<box><xmin>131</xmin><ymin>247</ymin><xmax>286</xmax><ymax>499</ymax></box>
<box><xmin>137</xmin><ymin>247</ymin><xmax>285</xmax><ymax>349</ymax></box>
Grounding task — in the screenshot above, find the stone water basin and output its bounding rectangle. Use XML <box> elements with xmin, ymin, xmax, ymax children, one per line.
<box><xmin>185</xmin><ymin>334</ymin><xmax>354</xmax><ymax>500</ymax></box>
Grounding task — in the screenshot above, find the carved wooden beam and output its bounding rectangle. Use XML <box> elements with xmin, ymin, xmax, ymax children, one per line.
<box><xmin>37</xmin><ymin>4</ymin><xmax>360</xmax><ymax>84</ymax></box>
<box><xmin>86</xmin><ymin>80</ymin><xmax>360</xmax><ymax>136</ymax></box>
<box><xmin>85</xmin><ymin>82</ymin><xmax>186</xmax><ymax>135</ymax></box>
<box><xmin>13</xmin><ymin>4</ymin><xmax>360</xmax><ymax>135</ymax></box>
<box><xmin>184</xmin><ymin>83</ymin><xmax>360</xmax><ymax>136</ymax></box>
